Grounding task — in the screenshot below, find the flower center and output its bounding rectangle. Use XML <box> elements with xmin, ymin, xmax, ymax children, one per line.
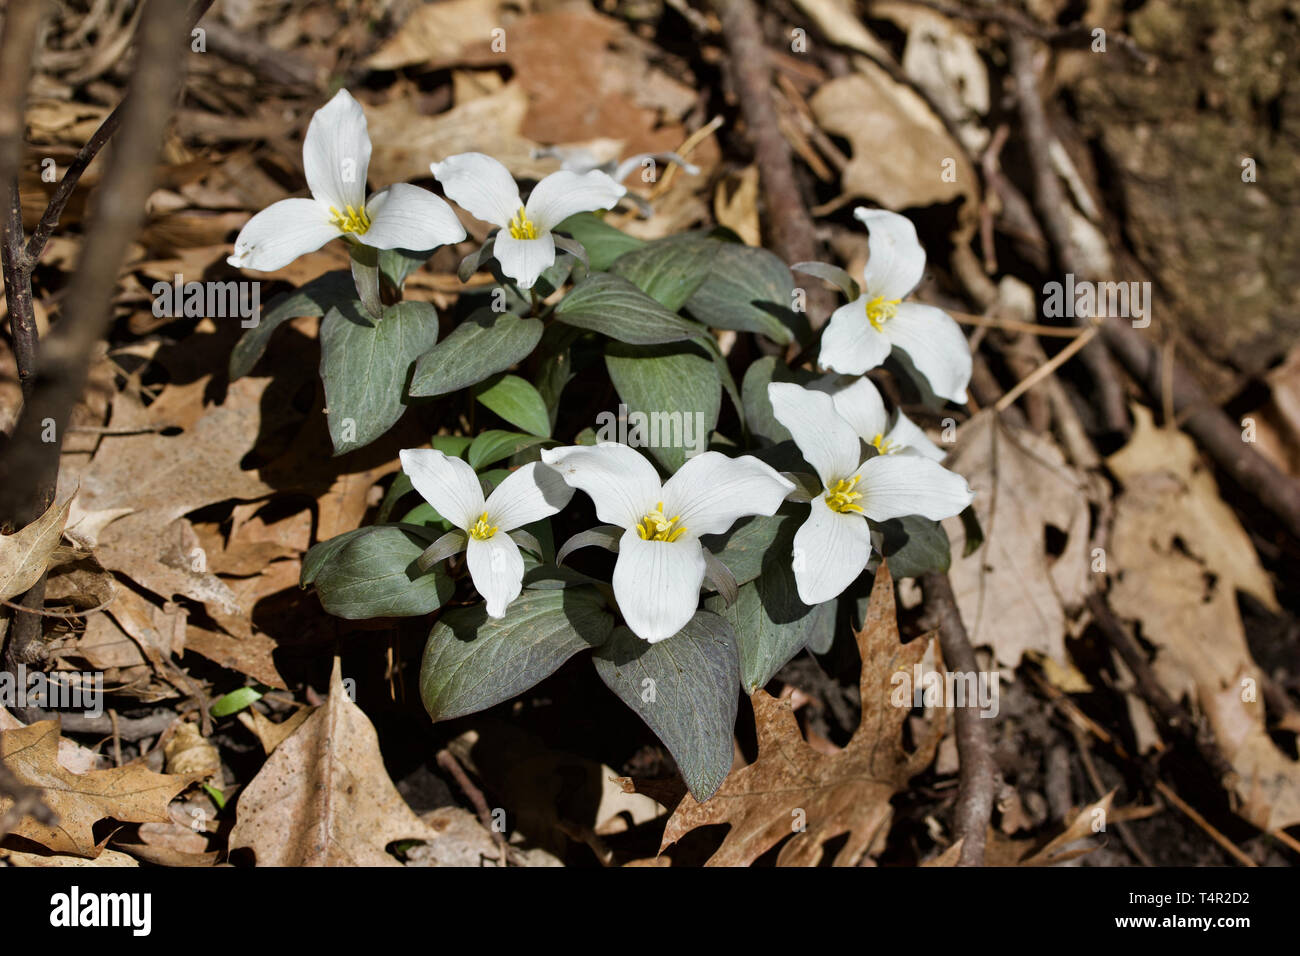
<box><xmin>825</xmin><ymin>476</ymin><xmax>864</xmax><ymax>514</ymax></box>
<box><xmin>469</xmin><ymin>511</ymin><xmax>498</xmax><ymax>541</ymax></box>
<box><xmin>329</xmin><ymin>203</ymin><xmax>372</xmax><ymax>235</ymax></box>
<box><xmin>635</xmin><ymin>502</ymin><xmax>688</xmax><ymax>542</ymax></box>
<box><xmin>870</xmin><ymin>432</ymin><xmax>895</xmax><ymax>455</ymax></box>
<box><xmin>508</xmin><ymin>206</ymin><xmax>538</xmax><ymax>240</ymax></box>
<box><xmin>865</xmin><ymin>294</ymin><xmax>900</xmax><ymax>331</ymax></box>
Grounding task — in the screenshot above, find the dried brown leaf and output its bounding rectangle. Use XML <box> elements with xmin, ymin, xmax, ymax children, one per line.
<box><xmin>660</xmin><ymin>563</ymin><xmax>941</xmax><ymax>866</ymax></box>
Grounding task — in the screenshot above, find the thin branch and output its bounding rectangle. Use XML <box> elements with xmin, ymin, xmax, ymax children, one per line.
<box><xmin>0</xmin><ymin>0</ymin><xmax>195</xmax><ymax>673</ymax></box>
<box><xmin>921</xmin><ymin>571</ymin><xmax>996</xmax><ymax>866</ymax></box>
<box><xmin>710</xmin><ymin>0</ymin><xmax>834</xmax><ymax>322</ymax></box>
<box><xmin>1009</xmin><ymin>34</ymin><xmax>1300</xmax><ymax>541</ymax></box>
<box><xmin>22</xmin><ymin>0</ymin><xmax>215</xmax><ymax>268</ymax></box>
<box><xmin>1009</xmin><ymin>34</ymin><xmax>1130</xmax><ymax>437</ymax></box>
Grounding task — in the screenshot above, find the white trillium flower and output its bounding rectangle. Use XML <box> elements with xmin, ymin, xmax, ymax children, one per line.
<box><xmin>819</xmin><ymin>208</ymin><xmax>972</xmax><ymax>404</ymax></box>
<box><xmin>768</xmin><ymin>382</ymin><xmax>973</xmax><ymax>606</ymax></box>
<box><xmin>809</xmin><ymin>374</ymin><xmax>946</xmax><ymax>462</ymax></box>
<box><xmin>541</xmin><ymin>443</ymin><xmax>794</xmax><ymax>643</ymax></box>
<box><xmin>228</xmin><ymin>90</ymin><xmax>466</xmax><ymax>272</ymax></box>
<box><xmin>399</xmin><ymin>449</ymin><xmax>573</xmax><ymax>618</ymax></box>
<box><xmin>431</xmin><ymin>152</ymin><xmax>626</xmax><ymax>290</ymax></box>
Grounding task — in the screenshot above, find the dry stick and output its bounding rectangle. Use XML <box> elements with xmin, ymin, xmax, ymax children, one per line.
<box><xmin>1031</xmin><ymin>671</ymin><xmax>1259</xmax><ymax>866</ymax></box>
<box><xmin>1085</xmin><ymin>593</ymin><xmax>1236</xmax><ymax>783</ymax></box>
<box><xmin>0</xmin><ymin>0</ymin><xmax>195</xmax><ymax>673</ymax></box>
<box><xmin>435</xmin><ymin>748</ymin><xmax>514</xmax><ymax>865</ymax></box>
<box><xmin>0</xmin><ymin>0</ymin><xmax>47</xmax><ymax>396</ymax></box>
<box><xmin>920</xmin><ymin>571</ymin><xmax>997</xmax><ymax>866</ymax></box>
<box><xmin>1008</xmin><ymin>35</ymin><xmax>1130</xmax><ymax>438</ymax></box>
<box><xmin>709</xmin><ymin>0</ymin><xmax>834</xmax><ymax>323</ymax></box>
<box><xmin>1008</xmin><ymin>38</ymin><xmax>1300</xmax><ymax>541</ymax></box>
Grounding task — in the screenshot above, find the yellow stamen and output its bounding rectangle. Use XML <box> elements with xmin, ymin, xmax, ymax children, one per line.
<box><xmin>865</xmin><ymin>294</ymin><xmax>901</xmax><ymax>331</ymax></box>
<box><xmin>508</xmin><ymin>206</ymin><xmax>538</xmax><ymax>240</ymax></box>
<box><xmin>635</xmin><ymin>502</ymin><xmax>688</xmax><ymax>542</ymax></box>
<box><xmin>469</xmin><ymin>511</ymin><xmax>498</xmax><ymax>541</ymax></box>
<box><xmin>329</xmin><ymin>203</ymin><xmax>372</xmax><ymax>235</ymax></box>
<box><xmin>870</xmin><ymin>432</ymin><xmax>895</xmax><ymax>455</ymax></box>
<box><xmin>825</xmin><ymin>476</ymin><xmax>864</xmax><ymax>514</ymax></box>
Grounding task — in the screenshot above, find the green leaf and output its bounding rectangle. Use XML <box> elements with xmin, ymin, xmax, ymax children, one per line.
<box><xmin>705</xmin><ymin>511</ymin><xmax>799</xmax><ymax>587</ymax></box>
<box><xmin>592</xmin><ymin>611</ymin><xmax>740</xmax><ymax>802</ymax></box>
<box><xmin>609</xmin><ymin>235</ymin><xmax>718</xmax><ymax>312</ymax></box>
<box><xmin>319</xmin><ymin>299</ymin><xmax>440</xmax><ymax>455</ymax></box>
<box><xmin>210</xmin><ymin>686</ymin><xmax>264</xmax><ymax>718</ymax></box>
<box><xmin>409</xmin><ymin>308</ymin><xmax>543</xmax><ymax>398</ymax></box>
<box><xmin>473</xmin><ymin>374</ymin><xmax>551</xmax><ymax>438</ymax></box>
<box><xmin>230</xmin><ymin>271</ymin><xmax>356</xmax><ymax>379</ymax></box>
<box><xmin>379</xmin><ymin>247</ymin><xmax>432</xmax><ymax>294</ymax></box>
<box><xmin>704</xmin><ymin>523</ymin><xmax>835</xmax><ymax>692</ymax></box>
<box><xmin>553</xmin><ymin>212</ymin><xmax>645</xmax><ymax>271</ymax></box>
<box><xmin>605</xmin><ymin>342</ymin><xmax>720</xmax><ymax>472</ymax></box>
<box><xmin>466</xmin><ymin>430</ymin><xmax>547</xmax><ymax>470</ymax></box>
<box><xmin>555</xmin><ymin>273</ymin><xmax>708</xmax><ymax>345</ymax></box>
<box><xmin>740</xmin><ymin>356</ymin><xmax>818</xmax><ymax>445</ymax></box>
<box><xmin>399</xmin><ymin>501</ymin><xmax>453</xmax><ymax>531</ymax></box>
<box><xmin>302</xmin><ymin>526</ymin><xmax>371</xmax><ymax>586</ymax></box>
<box><xmin>877</xmin><ymin>514</ymin><xmax>952</xmax><ymax>578</ymax></box>
<box><xmin>420</xmin><ymin>587</ymin><xmax>614</xmax><ymax>721</ymax></box>
<box><xmin>686</xmin><ymin>243</ymin><xmax>803</xmax><ymax>344</ymax></box>
<box><xmin>311</xmin><ymin>525</ymin><xmax>452</xmax><ymax>619</ymax></box>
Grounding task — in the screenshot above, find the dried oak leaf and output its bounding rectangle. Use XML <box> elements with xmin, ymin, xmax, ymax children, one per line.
<box><xmin>0</xmin><ymin>720</ymin><xmax>198</xmax><ymax>858</ymax></box>
<box><xmin>659</xmin><ymin>563</ymin><xmax>941</xmax><ymax>866</ymax></box>
<box><xmin>943</xmin><ymin>410</ymin><xmax>1093</xmax><ymax>667</ymax></box>
<box><xmin>0</xmin><ymin>496</ymin><xmax>71</xmax><ymax>602</ymax></box>
<box><xmin>228</xmin><ymin>658</ymin><xmax>440</xmax><ymax>866</ymax></box>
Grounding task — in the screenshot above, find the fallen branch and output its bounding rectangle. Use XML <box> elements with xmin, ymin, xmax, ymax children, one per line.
<box><xmin>1008</xmin><ymin>34</ymin><xmax>1300</xmax><ymax>542</ymax></box>
<box><xmin>710</xmin><ymin>0</ymin><xmax>834</xmax><ymax>322</ymax></box>
<box><xmin>921</xmin><ymin>571</ymin><xmax>996</xmax><ymax>866</ymax></box>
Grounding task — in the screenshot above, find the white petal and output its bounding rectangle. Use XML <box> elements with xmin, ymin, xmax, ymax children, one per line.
<box><xmin>524</xmin><ymin>169</ymin><xmax>626</xmax><ymax>232</ymax></box>
<box><xmin>791</xmin><ymin>496</ymin><xmax>873</xmax><ymax>605</ymax></box>
<box><xmin>430</xmin><ymin>152</ymin><xmax>521</xmax><ymax>229</ymax></box>
<box><xmin>886</xmin><ymin>412</ymin><xmax>946</xmax><ymax>462</ymax></box>
<box><xmin>661</xmin><ymin>452</ymin><xmax>794</xmax><ymax>537</ymax></box>
<box><xmin>853</xmin><ymin>454</ymin><xmax>974</xmax><ymax>522</ymax></box>
<box><xmin>493</xmin><ymin>232</ymin><xmax>556</xmax><ymax>289</ymax></box>
<box><xmin>885</xmin><ymin>302</ymin><xmax>972</xmax><ymax>403</ymax></box>
<box><xmin>854</xmin><ymin>207</ymin><xmax>925</xmax><ymax>301</ymax></box>
<box><xmin>398</xmin><ymin>448</ymin><xmax>485</xmax><ymax>531</ymax></box>
<box><xmin>485</xmin><ymin>462</ymin><xmax>573</xmax><ymax>532</ymax></box>
<box><xmin>819</xmin><ymin>299</ymin><xmax>892</xmax><ymax>376</ymax></box>
<box><xmin>814</xmin><ymin>374</ymin><xmax>889</xmax><ymax>444</ymax></box>
<box><xmin>303</xmin><ymin>89</ymin><xmax>371</xmax><ymax>213</ymax></box>
<box><xmin>612</xmin><ymin>530</ymin><xmax>706</xmax><ymax>643</ymax></box>
<box><xmin>360</xmin><ymin>184</ymin><xmax>467</xmax><ymax>251</ymax></box>
<box><xmin>226</xmin><ymin>198</ymin><xmax>340</xmax><ymax>272</ymax></box>
<box><xmin>466</xmin><ymin>533</ymin><xmax>524</xmax><ymax>618</ymax></box>
<box><xmin>767</xmin><ymin>383</ymin><xmax>861</xmax><ymax>487</ymax></box>
<box><xmin>541</xmin><ymin>443</ymin><xmax>662</xmax><ymax>529</ymax></box>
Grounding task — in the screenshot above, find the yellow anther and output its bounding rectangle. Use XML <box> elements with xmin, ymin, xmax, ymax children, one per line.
<box><xmin>329</xmin><ymin>204</ymin><xmax>372</xmax><ymax>235</ymax></box>
<box><xmin>635</xmin><ymin>502</ymin><xmax>688</xmax><ymax>542</ymax></box>
<box><xmin>825</xmin><ymin>476</ymin><xmax>864</xmax><ymax>514</ymax></box>
<box><xmin>508</xmin><ymin>206</ymin><xmax>538</xmax><ymax>240</ymax></box>
<box><xmin>469</xmin><ymin>511</ymin><xmax>498</xmax><ymax>541</ymax></box>
<box><xmin>864</xmin><ymin>294</ymin><xmax>901</xmax><ymax>331</ymax></box>
<box><xmin>870</xmin><ymin>432</ymin><xmax>895</xmax><ymax>455</ymax></box>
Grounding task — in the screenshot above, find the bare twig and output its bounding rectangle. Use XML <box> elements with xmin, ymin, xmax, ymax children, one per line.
<box><xmin>710</xmin><ymin>0</ymin><xmax>833</xmax><ymax>320</ymax></box>
<box><xmin>0</xmin><ymin>0</ymin><xmax>196</xmax><ymax>675</ymax></box>
<box><xmin>920</xmin><ymin>571</ymin><xmax>996</xmax><ymax>866</ymax></box>
<box><xmin>1009</xmin><ymin>34</ymin><xmax>1130</xmax><ymax>437</ymax></box>
<box><xmin>435</xmin><ymin>748</ymin><xmax>515</xmax><ymax>865</ymax></box>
